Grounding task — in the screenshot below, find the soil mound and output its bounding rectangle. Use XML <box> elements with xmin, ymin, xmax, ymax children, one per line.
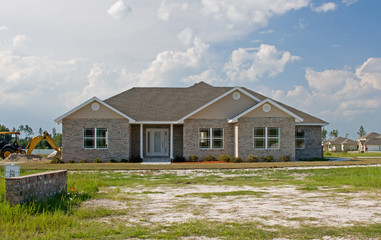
<box><xmin>2</xmin><ymin>153</ymin><xmax>48</xmax><ymax>162</ymax></box>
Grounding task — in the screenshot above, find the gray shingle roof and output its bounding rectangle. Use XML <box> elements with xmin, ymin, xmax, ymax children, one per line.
<box><xmin>104</xmin><ymin>82</ymin><xmax>327</xmax><ymax>124</ymax></box>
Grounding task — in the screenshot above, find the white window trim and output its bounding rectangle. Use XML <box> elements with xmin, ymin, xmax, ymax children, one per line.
<box><xmin>253</xmin><ymin>127</ymin><xmax>280</xmax><ymax>150</ymax></box>
<box><xmin>295</xmin><ymin>130</ymin><xmax>305</xmax><ymax>149</ymax></box>
<box><xmin>83</xmin><ymin>128</ymin><xmax>108</xmax><ymax>149</ymax></box>
<box><xmin>199</xmin><ymin>128</ymin><xmax>224</xmax><ymax>150</ymax></box>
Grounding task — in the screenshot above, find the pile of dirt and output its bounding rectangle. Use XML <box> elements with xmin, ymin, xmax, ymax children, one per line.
<box><xmin>2</xmin><ymin>153</ymin><xmax>49</xmax><ymax>163</ymax></box>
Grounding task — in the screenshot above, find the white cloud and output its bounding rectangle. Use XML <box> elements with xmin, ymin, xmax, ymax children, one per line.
<box><xmin>0</xmin><ymin>25</ymin><xmax>9</xmax><ymax>32</ymax></box>
<box><xmin>259</xmin><ymin>29</ymin><xmax>274</xmax><ymax>35</ymax></box>
<box><xmin>295</xmin><ymin>18</ymin><xmax>308</xmax><ymax>29</ymax></box>
<box><xmin>178</xmin><ymin>28</ymin><xmax>194</xmax><ymax>46</ymax></box>
<box><xmin>270</xmin><ymin>58</ymin><xmax>381</xmax><ymax>124</ymax></box>
<box><xmin>12</xmin><ymin>35</ymin><xmax>28</xmax><ymax>49</ymax></box>
<box><xmin>311</xmin><ymin>2</ymin><xmax>337</xmax><ymax>12</ymax></box>
<box><xmin>342</xmin><ymin>0</ymin><xmax>358</xmax><ymax>6</ymax></box>
<box><xmin>224</xmin><ymin>44</ymin><xmax>300</xmax><ymax>82</ymax></box>
<box><xmin>157</xmin><ymin>1</ymin><xmax>188</xmax><ymax>21</ymax></box>
<box><xmin>181</xmin><ymin>69</ymin><xmax>222</xmax><ymax>85</ymax></box>
<box><xmin>107</xmin><ymin>0</ymin><xmax>131</xmax><ymax>19</ymax></box>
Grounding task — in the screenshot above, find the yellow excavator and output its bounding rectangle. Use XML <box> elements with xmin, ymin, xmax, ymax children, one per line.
<box><xmin>0</xmin><ymin>131</ymin><xmax>62</xmax><ymax>159</ymax></box>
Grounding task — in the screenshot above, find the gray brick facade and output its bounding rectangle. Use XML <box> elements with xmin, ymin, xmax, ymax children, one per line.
<box><xmin>183</xmin><ymin>119</ymin><xmax>234</xmax><ymax>159</ymax></box>
<box><xmin>62</xmin><ymin>118</ymin><xmax>130</xmax><ymax>162</ymax></box>
<box><xmin>295</xmin><ymin>125</ymin><xmax>323</xmax><ymax>160</ymax></box>
<box><xmin>237</xmin><ymin>117</ymin><xmax>296</xmax><ymax>161</ymax></box>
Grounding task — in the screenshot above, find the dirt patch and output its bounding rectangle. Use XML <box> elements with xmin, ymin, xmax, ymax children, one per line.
<box><xmin>87</xmin><ymin>182</ymin><xmax>381</xmax><ymax>228</ymax></box>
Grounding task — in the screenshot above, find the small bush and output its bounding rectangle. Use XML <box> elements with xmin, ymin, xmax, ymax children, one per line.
<box><xmin>50</xmin><ymin>156</ymin><xmax>63</xmax><ymax>164</ymax></box>
<box><xmin>173</xmin><ymin>155</ymin><xmax>186</xmax><ymax>162</ymax></box>
<box><xmin>188</xmin><ymin>154</ymin><xmax>198</xmax><ymax>162</ymax></box>
<box><xmin>261</xmin><ymin>155</ymin><xmax>274</xmax><ymax>162</ymax></box>
<box><xmin>279</xmin><ymin>155</ymin><xmax>291</xmax><ymax>162</ymax></box>
<box><xmin>202</xmin><ymin>155</ymin><xmax>216</xmax><ymax>162</ymax></box>
<box><xmin>218</xmin><ymin>154</ymin><xmax>234</xmax><ymax>162</ymax></box>
<box><xmin>231</xmin><ymin>157</ymin><xmax>242</xmax><ymax>163</ymax></box>
<box><xmin>93</xmin><ymin>158</ymin><xmax>102</xmax><ymax>163</ymax></box>
<box><xmin>108</xmin><ymin>159</ymin><xmax>117</xmax><ymax>163</ymax></box>
<box><xmin>68</xmin><ymin>160</ymin><xmax>75</xmax><ymax>163</ymax></box>
<box><xmin>129</xmin><ymin>155</ymin><xmax>143</xmax><ymax>163</ymax></box>
<box><xmin>79</xmin><ymin>159</ymin><xmax>87</xmax><ymax>163</ymax></box>
<box><xmin>120</xmin><ymin>158</ymin><xmax>129</xmax><ymax>163</ymax></box>
<box><xmin>246</xmin><ymin>155</ymin><xmax>259</xmax><ymax>162</ymax></box>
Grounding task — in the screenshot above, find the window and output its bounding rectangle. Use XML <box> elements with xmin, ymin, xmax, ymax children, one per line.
<box><xmin>254</xmin><ymin>127</ymin><xmax>280</xmax><ymax>150</ymax></box>
<box><xmin>199</xmin><ymin>128</ymin><xmax>224</xmax><ymax>149</ymax></box>
<box><xmin>84</xmin><ymin>128</ymin><xmax>108</xmax><ymax>149</ymax></box>
<box><xmin>295</xmin><ymin>129</ymin><xmax>305</xmax><ymax>149</ymax></box>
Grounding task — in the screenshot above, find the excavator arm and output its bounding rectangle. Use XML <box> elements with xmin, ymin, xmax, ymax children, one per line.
<box><xmin>25</xmin><ymin>132</ymin><xmax>62</xmax><ymax>157</ymax></box>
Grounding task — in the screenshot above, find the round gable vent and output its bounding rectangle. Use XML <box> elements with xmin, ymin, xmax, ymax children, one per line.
<box><xmin>262</xmin><ymin>103</ymin><xmax>271</xmax><ymax>112</ymax></box>
<box><xmin>233</xmin><ymin>92</ymin><xmax>241</xmax><ymax>100</ymax></box>
<box><xmin>91</xmin><ymin>102</ymin><xmax>100</xmax><ymax>111</ymax></box>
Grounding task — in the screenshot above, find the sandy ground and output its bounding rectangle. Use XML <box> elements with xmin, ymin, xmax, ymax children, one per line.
<box><xmin>81</xmin><ymin>169</ymin><xmax>381</xmax><ymax>229</ymax></box>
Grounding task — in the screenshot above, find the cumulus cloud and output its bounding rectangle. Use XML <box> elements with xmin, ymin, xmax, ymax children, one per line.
<box><xmin>224</xmin><ymin>44</ymin><xmax>300</xmax><ymax>82</ymax></box>
<box><xmin>269</xmin><ymin>58</ymin><xmax>381</xmax><ymax>123</ymax></box>
<box><xmin>157</xmin><ymin>1</ymin><xmax>188</xmax><ymax>21</ymax></box>
<box><xmin>12</xmin><ymin>35</ymin><xmax>28</xmax><ymax>50</ymax></box>
<box><xmin>107</xmin><ymin>0</ymin><xmax>131</xmax><ymax>19</ymax></box>
<box><xmin>311</xmin><ymin>2</ymin><xmax>338</xmax><ymax>12</ymax></box>
<box><xmin>178</xmin><ymin>28</ymin><xmax>194</xmax><ymax>46</ymax></box>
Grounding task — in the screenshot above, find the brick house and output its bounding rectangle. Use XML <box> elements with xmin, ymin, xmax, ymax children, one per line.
<box><xmin>55</xmin><ymin>82</ymin><xmax>327</xmax><ymax>162</ymax></box>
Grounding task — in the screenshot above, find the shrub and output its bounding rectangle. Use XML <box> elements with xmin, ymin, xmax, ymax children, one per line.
<box><xmin>261</xmin><ymin>155</ymin><xmax>273</xmax><ymax>162</ymax></box>
<box><xmin>202</xmin><ymin>155</ymin><xmax>216</xmax><ymax>162</ymax></box>
<box><xmin>79</xmin><ymin>159</ymin><xmax>87</xmax><ymax>163</ymax></box>
<box><xmin>120</xmin><ymin>158</ymin><xmax>129</xmax><ymax>163</ymax></box>
<box><xmin>231</xmin><ymin>157</ymin><xmax>242</xmax><ymax>163</ymax></box>
<box><xmin>94</xmin><ymin>158</ymin><xmax>102</xmax><ymax>163</ymax></box>
<box><xmin>68</xmin><ymin>160</ymin><xmax>75</xmax><ymax>163</ymax></box>
<box><xmin>246</xmin><ymin>155</ymin><xmax>259</xmax><ymax>162</ymax></box>
<box><xmin>188</xmin><ymin>154</ymin><xmax>198</xmax><ymax>162</ymax></box>
<box><xmin>50</xmin><ymin>156</ymin><xmax>63</xmax><ymax>164</ymax></box>
<box><xmin>279</xmin><ymin>155</ymin><xmax>291</xmax><ymax>162</ymax></box>
<box><xmin>129</xmin><ymin>155</ymin><xmax>143</xmax><ymax>163</ymax></box>
<box><xmin>108</xmin><ymin>159</ymin><xmax>117</xmax><ymax>163</ymax></box>
<box><xmin>218</xmin><ymin>154</ymin><xmax>234</xmax><ymax>162</ymax></box>
<box><xmin>173</xmin><ymin>155</ymin><xmax>186</xmax><ymax>162</ymax></box>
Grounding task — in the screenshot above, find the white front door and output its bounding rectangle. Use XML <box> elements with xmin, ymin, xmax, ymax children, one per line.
<box><xmin>146</xmin><ymin>129</ymin><xmax>169</xmax><ymax>156</ymax></box>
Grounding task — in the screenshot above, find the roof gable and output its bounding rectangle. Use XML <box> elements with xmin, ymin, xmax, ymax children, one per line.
<box><xmin>55</xmin><ymin>97</ymin><xmax>135</xmax><ymax>124</ymax></box>
<box><xmin>228</xmin><ymin>99</ymin><xmax>303</xmax><ymax>123</ymax></box>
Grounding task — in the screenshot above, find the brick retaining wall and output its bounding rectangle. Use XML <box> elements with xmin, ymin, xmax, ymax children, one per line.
<box><xmin>5</xmin><ymin>170</ymin><xmax>67</xmax><ymax>205</ymax></box>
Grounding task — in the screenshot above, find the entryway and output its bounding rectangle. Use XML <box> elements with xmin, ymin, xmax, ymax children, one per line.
<box><xmin>146</xmin><ymin>128</ymin><xmax>169</xmax><ymax>157</ymax></box>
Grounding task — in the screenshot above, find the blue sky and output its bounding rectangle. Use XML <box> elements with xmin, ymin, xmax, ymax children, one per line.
<box><xmin>0</xmin><ymin>0</ymin><xmax>380</xmax><ymax>139</ymax></box>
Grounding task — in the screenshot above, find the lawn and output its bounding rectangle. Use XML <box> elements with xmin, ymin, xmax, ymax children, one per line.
<box><xmin>1</xmin><ymin>165</ymin><xmax>381</xmax><ymax>239</ymax></box>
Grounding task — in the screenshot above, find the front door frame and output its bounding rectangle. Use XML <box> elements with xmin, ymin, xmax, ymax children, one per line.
<box><xmin>146</xmin><ymin>128</ymin><xmax>169</xmax><ymax>157</ymax></box>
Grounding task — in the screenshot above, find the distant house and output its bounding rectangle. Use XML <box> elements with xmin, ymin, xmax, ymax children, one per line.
<box><xmin>325</xmin><ymin>137</ymin><xmax>357</xmax><ymax>152</ymax></box>
<box><xmin>55</xmin><ymin>82</ymin><xmax>328</xmax><ymax>162</ymax></box>
<box><xmin>358</xmin><ymin>132</ymin><xmax>381</xmax><ymax>152</ymax></box>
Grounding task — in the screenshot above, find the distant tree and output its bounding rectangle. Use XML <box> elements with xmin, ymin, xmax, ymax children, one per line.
<box><xmin>24</xmin><ymin>125</ymin><xmax>34</xmax><ymax>139</ymax></box>
<box><xmin>39</xmin><ymin>128</ymin><xmax>43</xmax><ymax>135</ymax></box>
<box><xmin>18</xmin><ymin>124</ymin><xmax>25</xmax><ymax>138</ymax></box>
<box><xmin>329</xmin><ymin>129</ymin><xmax>339</xmax><ymax>139</ymax></box>
<box><xmin>357</xmin><ymin>125</ymin><xmax>366</xmax><ymax>138</ymax></box>
<box><xmin>345</xmin><ymin>133</ymin><xmax>349</xmax><ymax>138</ymax></box>
<box><xmin>0</xmin><ymin>124</ymin><xmax>11</xmax><ymax>142</ymax></box>
<box><xmin>321</xmin><ymin>128</ymin><xmax>327</xmax><ymax>141</ymax></box>
<box><xmin>52</xmin><ymin>128</ymin><xmax>57</xmax><ymax>137</ymax></box>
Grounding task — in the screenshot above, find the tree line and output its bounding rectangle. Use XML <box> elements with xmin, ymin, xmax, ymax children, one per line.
<box><xmin>321</xmin><ymin>125</ymin><xmax>367</xmax><ymax>141</ymax></box>
<box><xmin>0</xmin><ymin>124</ymin><xmax>62</xmax><ymax>149</ymax></box>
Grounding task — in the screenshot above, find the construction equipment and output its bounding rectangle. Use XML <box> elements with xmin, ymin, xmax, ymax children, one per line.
<box><xmin>25</xmin><ymin>131</ymin><xmax>62</xmax><ymax>157</ymax></box>
<box><xmin>0</xmin><ymin>132</ymin><xmax>25</xmax><ymax>159</ymax></box>
<box><xmin>0</xmin><ymin>131</ymin><xmax>62</xmax><ymax>159</ymax></box>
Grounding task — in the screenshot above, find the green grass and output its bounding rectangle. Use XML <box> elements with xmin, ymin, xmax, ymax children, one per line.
<box><xmin>324</xmin><ymin>151</ymin><xmax>381</xmax><ymax>158</ymax></box>
<box><xmin>1</xmin><ymin>165</ymin><xmax>381</xmax><ymax>239</ymax></box>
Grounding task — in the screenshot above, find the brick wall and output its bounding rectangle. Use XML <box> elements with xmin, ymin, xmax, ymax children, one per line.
<box><xmin>237</xmin><ymin>117</ymin><xmax>295</xmax><ymax>161</ymax></box>
<box><xmin>62</xmin><ymin>118</ymin><xmax>130</xmax><ymax>162</ymax></box>
<box><xmin>5</xmin><ymin>170</ymin><xmax>67</xmax><ymax>206</ymax></box>
<box><xmin>295</xmin><ymin>125</ymin><xmax>323</xmax><ymax>160</ymax></box>
<box><xmin>183</xmin><ymin>119</ymin><xmax>234</xmax><ymax>159</ymax></box>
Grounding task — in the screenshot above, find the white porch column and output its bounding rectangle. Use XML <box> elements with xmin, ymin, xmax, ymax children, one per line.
<box><xmin>170</xmin><ymin>124</ymin><xmax>174</xmax><ymax>159</ymax></box>
<box><xmin>234</xmin><ymin>125</ymin><xmax>239</xmax><ymax>158</ymax></box>
<box><xmin>140</xmin><ymin>124</ymin><xmax>143</xmax><ymax>159</ymax></box>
